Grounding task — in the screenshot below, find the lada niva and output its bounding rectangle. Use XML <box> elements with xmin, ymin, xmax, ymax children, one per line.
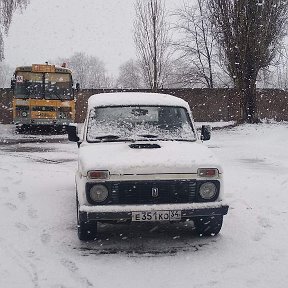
<box><xmin>68</xmin><ymin>92</ymin><xmax>229</xmax><ymax>240</ymax></box>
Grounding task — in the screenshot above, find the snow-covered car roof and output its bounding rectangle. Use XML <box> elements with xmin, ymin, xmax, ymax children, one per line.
<box><xmin>87</xmin><ymin>92</ymin><xmax>190</xmax><ymax>109</ymax></box>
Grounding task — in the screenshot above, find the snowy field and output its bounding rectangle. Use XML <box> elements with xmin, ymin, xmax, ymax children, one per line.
<box><xmin>0</xmin><ymin>123</ymin><xmax>288</xmax><ymax>288</ymax></box>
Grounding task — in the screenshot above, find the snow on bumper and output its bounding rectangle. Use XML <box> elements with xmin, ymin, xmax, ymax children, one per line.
<box><xmin>79</xmin><ymin>201</ymin><xmax>229</xmax><ymax>221</ymax></box>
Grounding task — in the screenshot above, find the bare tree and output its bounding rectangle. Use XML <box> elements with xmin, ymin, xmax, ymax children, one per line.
<box><xmin>275</xmin><ymin>53</ymin><xmax>288</xmax><ymax>89</ymax></box>
<box><xmin>85</xmin><ymin>56</ymin><xmax>110</xmax><ymax>88</ymax></box>
<box><xmin>209</xmin><ymin>0</ymin><xmax>288</xmax><ymax>123</ymax></box>
<box><xmin>158</xmin><ymin>58</ymin><xmax>198</xmax><ymax>88</ymax></box>
<box><xmin>59</xmin><ymin>52</ymin><xmax>112</xmax><ymax>89</ymax></box>
<box><xmin>268</xmin><ymin>46</ymin><xmax>288</xmax><ymax>89</ymax></box>
<box><xmin>117</xmin><ymin>59</ymin><xmax>142</xmax><ymax>88</ymax></box>
<box><xmin>174</xmin><ymin>0</ymin><xmax>219</xmax><ymax>88</ymax></box>
<box><xmin>0</xmin><ymin>0</ymin><xmax>29</xmax><ymax>60</ymax></box>
<box><xmin>0</xmin><ymin>60</ymin><xmax>12</xmax><ymax>87</ymax></box>
<box><xmin>134</xmin><ymin>0</ymin><xmax>172</xmax><ymax>91</ymax></box>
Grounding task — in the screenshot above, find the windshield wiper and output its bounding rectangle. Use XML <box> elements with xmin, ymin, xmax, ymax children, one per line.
<box><xmin>136</xmin><ymin>134</ymin><xmax>158</xmax><ymax>139</ymax></box>
<box><xmin>94</xmin><ymin>135</ymin><xmax>120</xmax><ymax>141</ymax></box>
<box><xmin>46</xmin><ymin>89</ymin><xmax>65</xmax><ymax>102</ymax></box>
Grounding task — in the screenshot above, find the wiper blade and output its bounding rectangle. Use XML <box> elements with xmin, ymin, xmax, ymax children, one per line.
<box><xmin>137</xmin><ymin>134</ymin><xmax>158</xmax><ymax>139</ymax></box>
<box><xmin>95</xmin><ymin>135</ymin><xmax>120</xmax><ymax>140</ymax></box>
<box><xmin>46</xmin><ymin>89</ymin><xmax>64</xmax><ymax>102</ymax></box>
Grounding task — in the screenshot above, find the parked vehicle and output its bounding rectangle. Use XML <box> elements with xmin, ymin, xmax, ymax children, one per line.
<box><xmin>11</xmin><ymin>63</ymin><xmax>76</xmax><ymax>132</ymax></box>
<box><xmin>68</xmin><ymin>92</ymin><xmax>229</xmax><ymax>240</ymax></box>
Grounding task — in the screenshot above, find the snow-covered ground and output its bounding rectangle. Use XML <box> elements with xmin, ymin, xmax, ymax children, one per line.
<box><xmin>0</xmin><ymin>123</ymin><xmax>288</xmax><ymax>288</ymax></box>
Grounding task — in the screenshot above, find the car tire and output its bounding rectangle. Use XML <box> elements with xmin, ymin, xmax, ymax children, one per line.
<box><xmin>77</xmin><ymin>198</ymin><xmax>98</xmax><ymax>241</ymax></box>
<box><xmin>193</xmin><ymin>215</ymin><xmax>223</xmax><ymax>236</ymax></box>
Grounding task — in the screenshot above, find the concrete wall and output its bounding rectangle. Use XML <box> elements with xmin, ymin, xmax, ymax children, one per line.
<box><xmin>1</xmin><ymin>88</ymin><xmax>288</xmax><ymax>124</ymax></box>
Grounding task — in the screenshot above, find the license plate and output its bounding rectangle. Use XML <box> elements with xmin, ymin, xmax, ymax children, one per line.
<box><xmin>132</xmin><ymin>210</ymin><xmax>181</xmax><ymax>222</ymax></box>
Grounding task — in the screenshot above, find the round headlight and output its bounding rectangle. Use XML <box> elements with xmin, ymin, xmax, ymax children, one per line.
<box><xmin>89</xmin><ymin>184</ymin><xmax>108</xmax><ymax>203</ymax></box>
<box><xmin>199</xmin><ymin>182</ymin><xmax>217</xmax><ymax>200</ymax></box>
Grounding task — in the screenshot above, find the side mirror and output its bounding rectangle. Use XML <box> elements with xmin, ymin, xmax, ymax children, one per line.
<box><xmin>11</xmin><ymin>79</ymin><xmax>16</xmax><ymax>91</ymax></box>
<box><xmin>67</xmin><ymin>125</ymin><xmax>80</xmax><ymax>142</ymax></box>
<box><xmin>201</xmin><ymin>125</ymin><xmax>211</xmax><ymax>141</ymax></box>
<box><xmin>75</xmin><ymin>83</ymin><xmax>80</xmax><ymax>92</ymax></box>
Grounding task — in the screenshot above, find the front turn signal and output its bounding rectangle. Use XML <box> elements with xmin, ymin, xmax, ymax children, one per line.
<box><xmin>197</xmin><ymin>168</ymin><xmax>219</xmax><ymax>177</ymax></box>
<box><xmin>87</xmin><ymin>170</ymin><xmax>110</xmax><ymax>180</ymax></box>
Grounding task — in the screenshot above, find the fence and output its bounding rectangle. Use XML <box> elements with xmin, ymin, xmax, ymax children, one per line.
<box><xmin>1</xmin><ymin>88</ymin><xmax>287</xmax><ymax>124</ymax></box>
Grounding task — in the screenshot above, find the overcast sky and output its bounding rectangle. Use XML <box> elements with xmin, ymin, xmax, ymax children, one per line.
<box><xmin>4</xmin><ymin>0</ymin><xmax>181</xmax><ymax>77</ymax></box>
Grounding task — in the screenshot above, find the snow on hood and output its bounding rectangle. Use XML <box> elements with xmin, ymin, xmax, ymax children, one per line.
<box><xmin>78</xmin><ymin>140</ymin><xmax>222</xmax><ymax>175</ymax></box>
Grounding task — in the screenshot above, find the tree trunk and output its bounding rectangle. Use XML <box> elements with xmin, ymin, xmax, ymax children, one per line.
<box><xmin>239</xmin><ymin>80</ymin><xmax>259</xmax><ymax>124</ymax></box>
<box><xmin>153</xmin><ymin>14</ymin><xmax>158</xmax><ymax>92</ymax></box>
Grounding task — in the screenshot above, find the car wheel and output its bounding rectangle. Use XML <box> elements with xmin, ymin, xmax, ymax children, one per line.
<box><xmin>193</xmin><ymin>215</ymin><xmax>223</xmax><ymax>236</ymax></box>
<box><xmin>77</xmin><ymin>197</ymin><xmax>98</xmax><ymax>241</ymax></box>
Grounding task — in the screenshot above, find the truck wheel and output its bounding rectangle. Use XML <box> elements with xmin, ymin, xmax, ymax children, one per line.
<box><xmin>77</xmin><ymin>199</ymin><xmax>97</xmax><ymax>241</ymax></box>
<box><xmin>16</xmin><ymin>126</ymin><xmax>23</xmax><ymax>134</ymax></box>
<box><xmin>16</xmin><ymin>124</ymin><xmax>28</xmax><ymax>134</ymax></box>
<box><xmin>193</xmin><ymin>215</ymin><xmax>223</xmax><ymax>236</ymax></box>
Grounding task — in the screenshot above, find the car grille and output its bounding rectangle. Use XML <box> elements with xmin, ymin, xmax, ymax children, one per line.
<box><xmin>109</xmin><ymin>180</ymin><xmax>197</xmax><ymax>205</ymax></box>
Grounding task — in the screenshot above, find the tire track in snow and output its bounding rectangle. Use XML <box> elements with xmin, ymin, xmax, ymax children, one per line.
<box><xmin>0</xmin><ymin>149</ymin><xmax>76</xmax><ymax>165</ymax></box>
<box><xmin>15</xmin><ymin>222</ymin><xmax>29</xmax><ymax>232</ymax></box>
<box><xmin>0</xmin><ymin>186</ymin><xmax>9</xmax><ymax>193</ymax></box>
<box><xmin>60</xmin><ymin>258</ymin><xmax>94</xmax><ymax>287</ymax></box>
<box><xmin>0</xmin><ymin>238</ymin><xmax>40</xmax><ymax>288</ymax></box>
<box><xmin>40</xmin><ymin>230</ymin><xmax>51</xmax><ymax>244</ymax></box>
<box><xmin>18</xmin><ymin>191</ymin><xmax>26</xmax><ymax>201</ymax></box>
<box><xmin>0</xmin><ymin>151</ymin><xmax>63</xmax><ymax>164</ymax></box>
<box><xmin>27</xmin><ymin>206</ymin><xmax>38</xmax><ymax>219</ymax></box>
<box><xmin>4</xmin><ymin>202</ymin><xmax>17</xmax><ymax>211</ymax></box>
<box><xmin>252</xmin><ymin>216</ymin><xmax>273</xmax><ymax>242</ymax></box>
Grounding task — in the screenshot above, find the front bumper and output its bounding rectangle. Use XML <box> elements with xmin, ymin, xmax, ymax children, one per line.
<box><xmin>79</xmin><ymin>201</ymin><xmax>229</xmax><ymax>222</ymax></box>
<box><xmin>14</xmin><ymin>118</ymin><xmax>73</xmax><ymax>126</ymax></box>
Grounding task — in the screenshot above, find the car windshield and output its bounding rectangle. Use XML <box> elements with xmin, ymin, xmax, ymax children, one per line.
<box><xmin>86</xmin><ymin>105</ymin><xmax>196</xmax><ymax>142</ymax></box>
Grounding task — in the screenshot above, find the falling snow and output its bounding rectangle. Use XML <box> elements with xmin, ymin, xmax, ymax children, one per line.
<box><xmin>0</xmin><ymin>122</ymin><xmax>288</xmax><ymax>287</ymax></box>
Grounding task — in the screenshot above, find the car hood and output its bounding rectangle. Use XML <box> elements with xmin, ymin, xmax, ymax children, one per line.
<box><xmin>78</xmin><ymin>141</ymin><xmax>222</xmax><ymax>175</ymax></box>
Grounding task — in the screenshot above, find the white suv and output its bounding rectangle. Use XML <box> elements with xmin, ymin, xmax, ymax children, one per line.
<box><xmin>68</xmin><ymin>92</ymin><xmax>229</xmax><ymax>240</ymax></box>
